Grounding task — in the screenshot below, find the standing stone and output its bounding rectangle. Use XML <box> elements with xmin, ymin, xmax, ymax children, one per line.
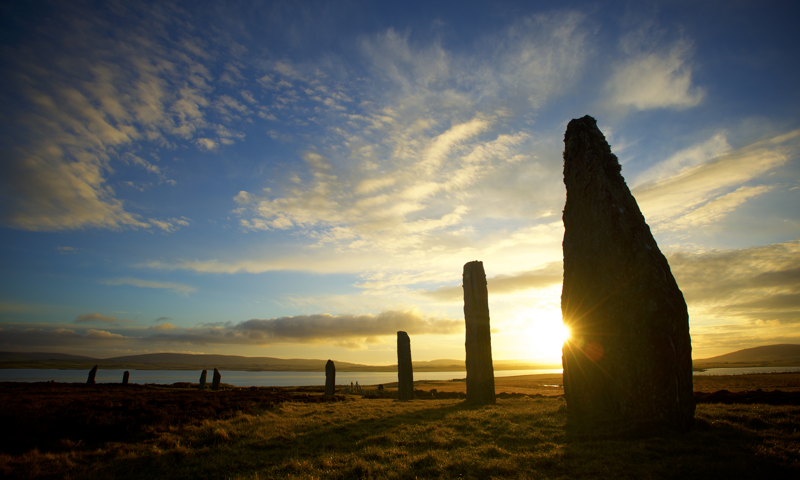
<box><xmin>86</xmin><ymin>365</ymin><xmax>97</xmax><ymax>385</ymax></box>
<box><xmin>212</xmin><ymin>368</ymin><xmax>221</xmax><ymax>391</ymax></box>
<box><xmin>463</xmin><ymin>261</ymin><xmax>496</xmax><ymax>405</ymax></box>
<box><xmin>122</xmin><ymin>371</ymin><xmax>130</xmax><ymax>385</ymax></box>
<box><xmin>325</xmin><ymin>360</ymin><xmax>335</xmax><ymax>395</ymax></box>
<box><xmin>199</xmin><ymin>370</ymin><xmax>208</xmax><ymax>390</ymax></box>
<box><xmin>561</xmin><ymin>115</ymin><xmax>694</xmax><ymax>430</ymax></box>
<box><xmin>397</xmin><ymin>331</ymin><xmax>414</xmax><ymax>400</ymax></box>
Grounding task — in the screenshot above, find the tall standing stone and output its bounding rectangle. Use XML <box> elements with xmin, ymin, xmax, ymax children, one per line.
<box><xmin>87</xmin><ymin>365</ymin><xmax>97</xmax><ymax>385</ymax></box>
<box><xmin>561</xmin><ymin>115</ymin><xmax>694</xmax><ymax>430</ymax></box>
<box><xmin>397</xmin><ymin>331</ymin><xmax>414</xmax><ymax>400</ymax></box>
<box><xmin>212</xmin><ymin>368</ymin><xmax>221</xmax><ymax>391</ymax></box>
<box><xmin>463</xmin><ymin>261</ymin><xmax>496</xmax><ymax>405</ymax></box>
<box><xmin>122</xmin><ymin>371</ymin><xmax>130</xmax><ymax>385</ymax></box>
<box><xmin>325</xmin><ymin>360</ymin><xmax>335</xmax><ymax>395</ymax></box>
<box><xmin>199</xmin><ymin>370</ymin><xmax>208</xmax><ymax>390</ymax></box>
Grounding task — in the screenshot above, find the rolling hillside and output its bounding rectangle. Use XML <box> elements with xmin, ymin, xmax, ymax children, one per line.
<box><xmin>694</xmin><ymin>344</ymin><xmax>800</xmax><ymax>365</ymax></box>
<box><xmin>0</xmin><ymin>352</ymin><xmax>558</xmax><ymax>371</ymax></box>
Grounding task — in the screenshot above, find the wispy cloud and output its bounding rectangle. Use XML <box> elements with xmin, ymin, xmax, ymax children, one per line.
<box><xmin>0</xmin><ymin>326</ymin><xmax>128</xmax><ymax>348</ymax></box>
<box><xmin>101</xmin><ymin>278</ymin><xmax>197</xmax><ymax>296</ymax></box>
<box><xmin>606</xmin><ymin>37</ymin><xmax>704</xmax><ymax>111</ymax></box>
<box><xmin>74</xmin><ymin>313</ymin><xmax>129</xmax><ymax>325</ymax></box>
<box><xmin>421</xmin><ymin>262</ymin><xmax>562</xmax><ymax>302</ymax></box>
<box><xmin>635</xmin><ymin>129</ymin><xmax>800</xmax><ymax>231</ymax></box>
<box><xmin>669</xmin><ymin>240</ymin><xmax>800</xmax><ymax>324</ymax></box>
<box><xmin>206</xmin><ymin>14</ymin><xmax>588</xmax><ymax>290</ymax></box>
<box><xmin>0</xmin><ymin>3</ymin><xmax>242</xmax><ymax>232</ymax></box>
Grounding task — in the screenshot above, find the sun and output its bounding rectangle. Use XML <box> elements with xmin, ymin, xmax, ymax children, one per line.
<box><xmin>508</xmin><ymin>307</ymin><xmax>571</xmax><ymax>361</ymax></box>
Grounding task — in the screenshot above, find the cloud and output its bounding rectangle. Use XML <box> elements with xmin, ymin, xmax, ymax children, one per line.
<box><xmin>148</xmin><ymin>216</ymin><xmax>191</xmax><ymax>233</ymax></box>
<box><xmin>101</xmin><ymin>277</ymin><xmax>197</xmax><ymax>296</ymax></box>
<box><xmin>634</xmin><ymin>129</ymin><xmax>800</xmax><ymax>232</ymax></box>
<box><xmin>633</xmin><ymin>133</ymin><xmax>731</xmax><ymax>186</ymax></box>
<box><xmin>0</xmin><ymin>326</ymin><xmax>128</xmax><ymax>348</ymax></box>
<box><xmin>55</xmin><ymin>246</ymin><xmax>78</xmax><ymax>254</ymax></box>
<box><xmin>235</xmin><ymin>310</ymin><xmax>460</xmax><ymax>340</ymax></box>
<box><xmin>0</xmin><ymin>3</ymin><xmax>241</xmax><ymax>232</ymax></box>
<box><xmin>155</xmin><ymin>316</ymin><xmax>172</xmax><ymax>322</ymax></box>
<box><xmin>151</xmin><ymin>322</ymin><xmax>177</xmax><ymax>331</ymax></box>
<box><xmin>422</xmin><ymin>262</ymin><xmax>562</xmax><ymax>302</ymax></box>
<box><xmin>234</xmin><ymin>12</ymin><xmax>588</xmax><ymax>244</ymax></box>
<box><xmin>668</xmin><ymin>240</ymin><xmax>800</xmax><ymax>324</ymax></box>
<box><xmin>142</xmin><ymin>310</ymin><xmax>459</xmax><ymax>346</ymax></box>
<box><xmin>75</xmin><ymin>313</ymin><xmax>120</xmax><ymax>324</ymax></box>
<box><xmin>606</xmin><ymin>39</ymin><xmax>704</xmax><ymax>110</ymax></box>
<box><xmin>148</xmin><ymin>310</ymin><xmax>461</xmax><ymax>346</ymax></box>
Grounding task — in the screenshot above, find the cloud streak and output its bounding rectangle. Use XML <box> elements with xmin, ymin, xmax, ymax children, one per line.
<box><xmin>101</xmin><ymin>278</ymin><xmax>197</xmax><ymax>296</ymax></box>
<box><xmin>1</xmin><ymin>310</ymin><xmax>461</xmax><ymax>351</ymax></box>
<box><xmin>635</xmin><ymin>129</ymin><xmax>800</xmax><ymax>232</ymax></box>
<box><xmin>668</xmin><ymin>240</ymin><xmax>800</xmax><ymax>324</ymax></box>
<box><xmin>422</xmin><ymin>262</ymin><xmax>562</xmax><ymax>302</ymax></box>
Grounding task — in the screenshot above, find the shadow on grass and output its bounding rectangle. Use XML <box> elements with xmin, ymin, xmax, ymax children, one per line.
<box><xmin>85</xmin><ymin>398</ymin><xmax>800</xmax><ymax>479</ymax></box>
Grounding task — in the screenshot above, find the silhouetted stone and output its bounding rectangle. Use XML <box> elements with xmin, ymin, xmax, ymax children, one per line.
<box><xmin>325</xmin><ymin>360</ymin><xmax>335</xmax><ymax>395</ymax></box>
<box><xmin>463</xmin><ymin>260</ymin><xmax>496</xmax><ymax>405</ymax></box>
<box><xmin>397</xmin><ymin>331</ymin><xmax>414</xmax><ymax>400</ymax></box>
<box><xmin>122</xmin><ymin>371</ymin><xmax>129</xmax><ymax>385</ymax></box>
<box><xmin>86</xmin><ymin>365</ymin><xmax>97</xmax><ymax>385</ymax></box>
<box><xmin>212</xmin><ymin>368</ymin><xmax>221</xmax><ymax>390</ymax></box>
<box><xmin>561</xmin><ymin>115</ymin><xmax>694</xmax><ymax>430</ymax></box>
<box><xmin>199</xmin><ymin>370</ymin><xmax>207</xmax><ymax>390</ymax></box>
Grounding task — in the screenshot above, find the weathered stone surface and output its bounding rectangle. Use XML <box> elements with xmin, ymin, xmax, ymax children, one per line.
<box><xmin>86</xmin><ymin>365</ymin><xmax>97</xmax><ymax>385</ymax></box>
<box><xmin>325</xmin><ymin>360</ymin><xmax>335</xmax><ymax>395</ymax></box>
<box><xmin>212</xmin><ymin>368</ymin><xmax>221</xmax><ymax>391</ymax></box>
<box><xmin>122</xmin><ymin>371</ymin><xmax>129</xmax><ymax>385</ymax></box>
<box><xmin>463</xmin><ymin>260</ymin><xmax>496</xmax><ymax>405</ymax></box>
<box><xmin>397</xmin><ymin>331</ymin><xmax>414</xmax><ymax>400</ymax></box>
<box><xmin>199</xmin><ymin>370</ymin><xmax>207</xmax><ymax>390</ymax></box>
<box><xmin>561</xmin><ymin>115</ymin><xmax>694</xmax><ymax>430</ymax></box>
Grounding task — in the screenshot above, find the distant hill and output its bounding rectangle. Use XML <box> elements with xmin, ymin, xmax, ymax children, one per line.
<box><xmin>106</xmin><ymin>353</ymin><xmax>362</xmax><ymax>369</ymax></box>
<box><xmin>694</xmin><ymin>344</ymin><xmax>800</xmax><ymax>364</ymax></box>
<box><xmin>0</xmin><ymin>352</ymin><xmax>96</xmax><ymax>362</ymax></box>
<box><xmin>0</xmin><ymin>352</ymin><xmax>559</xmax><ymax>372</ymax></box>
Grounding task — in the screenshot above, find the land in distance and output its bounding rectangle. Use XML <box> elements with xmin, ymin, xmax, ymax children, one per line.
<box><xmin>0</xmin><ymin>351</ymin><xmax>559</xmax><ymax>372</ymax></box>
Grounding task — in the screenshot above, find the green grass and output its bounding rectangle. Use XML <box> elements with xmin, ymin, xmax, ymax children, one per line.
<box><xmin>3</xmin><ymin>396</ymin><xmax>799</xmax><ymax>479</ymax></box>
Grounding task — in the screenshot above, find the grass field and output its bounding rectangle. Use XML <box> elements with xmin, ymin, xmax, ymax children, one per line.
<box><xmin>2</xmin><ymin>374</ymin><xmax>799</xmax><ymax>479</ymax></box>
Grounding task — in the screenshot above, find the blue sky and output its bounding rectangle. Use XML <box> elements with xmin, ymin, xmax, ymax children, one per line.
<box><xmin>1</xmin><ymin>0</ymin><xmax>799</xmax><ymax>365</ymax></box>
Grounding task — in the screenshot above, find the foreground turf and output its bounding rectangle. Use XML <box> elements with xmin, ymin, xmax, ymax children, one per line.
<box><xmin>3</xmin><ymin>393</ymin><xmax>799</xmax><ymax>479</ymax></box>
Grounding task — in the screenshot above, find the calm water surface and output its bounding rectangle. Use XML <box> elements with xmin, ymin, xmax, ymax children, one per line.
<box><xmin>3</xmin><ymin>366</ymin><xmax>797</xmax><ymax>386</ymax></box>
<box><xmin>692</xmin><ymin>366</ymin><xmax>800</xmax><ymax>376</ymax></box>
<box><xmin>0</xmin><ymin>368</ymin><xmax>562</xmax><ymax>387</ymax></box>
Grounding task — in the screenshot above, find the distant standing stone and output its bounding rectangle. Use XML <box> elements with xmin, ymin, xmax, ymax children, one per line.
<box><xmin>212</xmin><ymin>368</ymin><xmax>221</xmax><ymax>391</ymax></box>
<box><xmin>561</xmin><ymin>115</ymin><xmax>694</xmax><ymax>430</ymax></box>
<box><xmin>122</xmin><ymin>371</ymin><xmax>129</xmax><ymax>385</ymax></box>
<box><xmin>325</xmin><ymin>360</ymin><xmax>336</xmax><ymax>395</ymax></box>
<box><xmin>397</xmin><ymin>331</ymin><xmax>414</xmax><ymax>400</ymax></box>
<box><xmin>199</xmin><ymin>370</ymin><xmax>208</xmax><ymax>390</ymax></box>
<box><xmin>86</xmin><ymin>365</ymin><xmax>97</xmax><ymax>385</ymax></box>
<box><xmin>463</xmin><ymin>260</ymin><xmax>496</xmax><ymax>405</ymax></box>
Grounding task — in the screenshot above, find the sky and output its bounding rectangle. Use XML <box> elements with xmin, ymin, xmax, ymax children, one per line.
<box><xmin>1</xmin><ymin>0</ymin><xmax>799</xmax><ymax>365</ymax></box>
